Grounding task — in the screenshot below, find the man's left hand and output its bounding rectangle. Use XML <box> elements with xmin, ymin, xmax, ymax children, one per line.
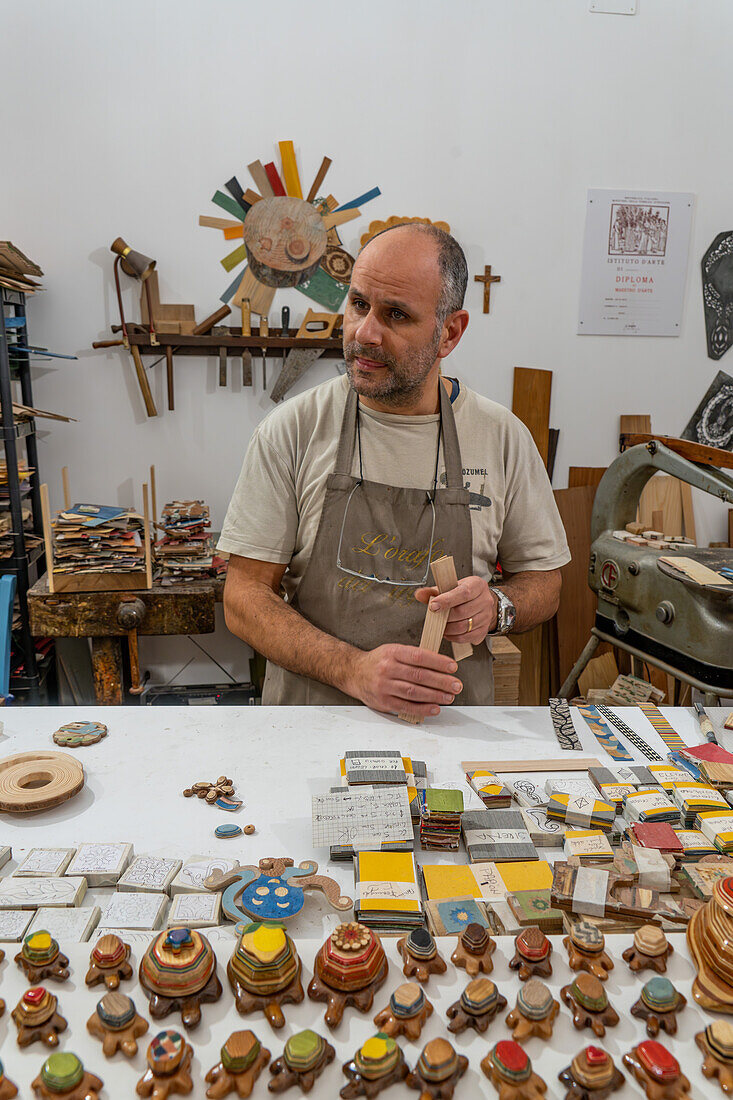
<box><xmin>415</xmin><ymin>576</ymin><xmax>497</xmax><ymax>644</ymax></box>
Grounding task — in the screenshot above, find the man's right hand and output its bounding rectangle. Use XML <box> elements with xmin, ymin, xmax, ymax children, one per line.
<box><xmin>347</xmin><ymin>644</ymin><xmax>463</xmax><ymax>718</ymax></box>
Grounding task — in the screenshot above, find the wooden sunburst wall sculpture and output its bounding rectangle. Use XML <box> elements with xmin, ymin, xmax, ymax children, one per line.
<box><xmin>199</xmin><ymin>142</ymin><xmax>382</xmax><ymax>318</ymax></box>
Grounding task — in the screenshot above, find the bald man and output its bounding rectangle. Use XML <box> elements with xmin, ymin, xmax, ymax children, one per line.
<box><xmin>219</xmin><ymin>225</ymin><xmax>570</xmax><ymax>718</ymax></box>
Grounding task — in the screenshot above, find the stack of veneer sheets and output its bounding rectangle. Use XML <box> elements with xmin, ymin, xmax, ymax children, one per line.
<box><xmin>697</xmin><ymin>811</ymin><xmax>733</xmax><ymax>854</ymax></box>
<box><xmin>460</xmin><ymin>809</ymin><xmax>537</xmax><ymax>862</ymax></box>
<box><xmin>353</xmin><ymin>851</ymin><xmax>422</xmax><ymax>934</ymax></box>
<box><xmin>623</xmin><ymin>788</ymin><xmax>681</xmax><ymax>825</ymax></box>
<box><xmin>671</xmin><ymin>782</ymin><xmax>730</xmax><ymax>827</ymax></box>
<box><xmin>419</xmin><ymin>788</ymin><xmax>464</xmax><ymax>851</ymax></box>
<box><xmin>51</xmin><ymin>503</ymin><xmax>146</xmax><ymax>576</ymax></box>
<box><xmin>155</xmin><ymin>500</ymin><xmax>215</xmax><ymax>585</ymax></box>
<box><xmin>465</xmin><ymin>769</ymin><xmax>512</xmax><ymax>808</ymax></box>
<box><xmin>545</xmin><ymin>789</ymin><xmax>615</xmax><ymax>832</ymax></box>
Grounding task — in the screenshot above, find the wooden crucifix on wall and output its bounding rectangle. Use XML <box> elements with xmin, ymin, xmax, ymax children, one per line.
<box><xmin>474</xmin><ymin>265</ymin><xmax>502</xmax><ymax>313</ymax></box>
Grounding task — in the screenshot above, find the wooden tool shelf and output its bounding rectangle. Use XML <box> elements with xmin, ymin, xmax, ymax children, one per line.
<box><xmin>112</xmin><ymin>325</ymin><xmax>344</xmax><ymax>358</ymax></box>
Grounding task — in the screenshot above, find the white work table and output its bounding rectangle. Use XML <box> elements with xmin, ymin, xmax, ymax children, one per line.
<box><xmin>0</xmin><ymin>704</ymin><xmax>730</xmax><ymax>1098</ymax></box>
<box><xmin>1</xmin><ymin>704</ymin><xmax>731</xmax><ymax>935</ymax></box>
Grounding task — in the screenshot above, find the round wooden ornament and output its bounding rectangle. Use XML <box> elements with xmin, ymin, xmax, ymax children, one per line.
<box><xmin>0</xmin><ymin>751</ymin><xmax>84</xmax><ymax>813</ymax></box>
<box><xmin>52</xmin><ymin>721</ymin><xmax>107</xmax><ymax>747</ymax></box>
<box><xmin>243</xmin><ymin>197</ymin><xmax>328</xmax><ymax>287</ymax></box>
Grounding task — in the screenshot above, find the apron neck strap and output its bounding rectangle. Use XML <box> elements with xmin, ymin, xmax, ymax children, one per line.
<box><xmin>334</xmin><ymin>378</ymin><xmax>465</xmax><ymax>488</ymax></box>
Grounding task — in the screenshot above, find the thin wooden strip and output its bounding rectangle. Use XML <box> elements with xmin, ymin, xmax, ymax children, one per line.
<box><xmin>264</xmin><ymin>162</ymin><xmax>286</xmax><ymax>197</ymax></box>
<box><xmin>512</xmin><ymin>366</ymin><xmax>552</xmax><ymax>464</ymax></box>
<box><xmin>211</xmin><ymin>190</ymin><xmax>246</xmax><ymax>222</ymax></box>
<box><xmin>322</xmin><ymin>208</ymin><xmax>361</xmax><ymax>231</ymax></box>
<box><xmin>142</xmin><ymin>483</ymin><xmax>153</xmax><ymax>590</ymax></box>
<box><xmin>680</xmin><ymin>481</ymin><xmax>697</xmax><ymax>542</ymax></box>
<box><xmin>40</xmin><ymin>482</ymin><xmax>54</xmax><ymax>594</ymax></box>
<box><xmin>398</xmin><ymin>554</ymin><xmax>459</xmax><ymax>725</ymax></box>
<box><xmin>335</xmin><ymin>187</ymin><xmax>381</xmax><ymax>212</ymax></box>
<box><xmin>659</xmin><ymin>555</ymin><xmax>731</xmax><ymax>586</ymax></box>
<box><xmin>306</xmin><ymin>156</ymin><xmax>332</xmax><ymax>203</ymax></box>
<box><xmin>461</xmin><ymin>757</ymin><xmax>601</xmax><ymax>773</ymax></box>
<box><xmin>199</xmin><ymin>215</ymin><xmax>241</xmax><ymax>230</ymax></box>
<box><xmin>242</xmin><ymin>189</ymin><xmax>262</xmax><ymax>206</ymax></box>
<box><xmin>224</xmin><ymin>176</ymin><xmax>251</xmax><ymax>215</ymax></box>
<box><xmin>278</xmin><ymin>140</ymin><xmax>303</xmax><ymax>198</ymax></box>
<box><xmin>223</xmin><ymin>225</ymin><xmax>244</xmax><ymax>241</ymax></box>
<box><xmin>220</xmin><ymin>243</ymin><xmax>247</xmax><ymax>273</ymax></box>
<box><xmin>620</xmin><ymin>433</ymin><xmax>733</xmax><ymax>470</ymax></box>
<box><xmin>248</xmin><ymin>160</ymin><xmax>274</xmax><ymax>198</ymax></box>
<box><xmin>430</xmin><ymin>555</ymin><xmax>473</xmax><ymax>662</ymax></box>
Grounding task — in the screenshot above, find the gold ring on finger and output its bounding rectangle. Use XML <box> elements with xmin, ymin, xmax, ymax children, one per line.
<box><xmin>468</xmin><ymin>617</ymin><xmax>473</xmax><ymax>632</ymax></box>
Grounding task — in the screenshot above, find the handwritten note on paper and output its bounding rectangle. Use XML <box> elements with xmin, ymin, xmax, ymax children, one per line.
<box><xmin>312</xmin><ymin>785</ymin><xmax>413</xmax><ymax>849</ymax></box>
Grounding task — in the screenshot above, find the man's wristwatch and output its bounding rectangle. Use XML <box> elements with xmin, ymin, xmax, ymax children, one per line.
<box><xmin>488</xmin><ymin>587</ymin><xmax>516</xmax><ymax>635</ymax></box>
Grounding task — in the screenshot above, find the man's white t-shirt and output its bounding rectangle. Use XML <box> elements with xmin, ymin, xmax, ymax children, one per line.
<box><xmin>218</xmin><ymin>375</ymin><xmax>570</xmax><ymax>599</ymax></box>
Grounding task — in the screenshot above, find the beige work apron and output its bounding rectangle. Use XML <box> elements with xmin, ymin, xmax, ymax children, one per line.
<box><xmin>262</xmin><ymin>382</ymin><xmax>494</xmax><ymax>705</ymax></box>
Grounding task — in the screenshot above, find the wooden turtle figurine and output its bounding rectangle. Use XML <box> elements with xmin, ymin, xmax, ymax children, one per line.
<box><xmin>340</xmin><ymin>1033</ymin><xmax>409</xmax><ymax>1098</ymax></box>
<box><xmin>136</xmin><ymin>1029</ymin><xmax>194</xmax><ymax>1099</ymax></box>
<box><xmin>561</xmin><ymin>974</ymin><xmax>619</xmax><ymax>1038</ymax></box>
<box><xmin>31</xmin><ymin>1052</ymin><xmax>103</xmax><ymax>1100</ymax></box>
<box><xmin>397</xmin><ymin>928</ymin><xmax>447</xmax><ymax>983</ymax></box>
<box><xmin>373</xmin><ymin>982</ymin><xmax>433</xmax><ymax>1041</ymax></box>
<box><xmin>696</xmin><ymin>1020</ymin><xmax>733</xmax><ymax>1094</ymax></box>
<box><xmin>406</xmin><ymin>1038</ymin><xmax>468</xmax><ymax>1099</ymax></box>
<box><xmin>15</xmin><ymin>931</ymin><xmax>69</xmax><ymax>984</ymax></box>
<box><xmin>558</xmin><ymin>1046</ymin><xmax>625</xmax><ymax>1100</ymax></box>
<box><xmin>631</xmin><ymin>978</ymin><xmax>687</xmax><ymax>1038</ymax></box>
<box><xmin>563</xmin><ymin>922</ymin><xmax>614</xmax><ymax>981</ymax></box>
<box><xmin>139</xmin><ymin>926</ymin><xmax>222</xmax><ymax>1030</ymax></box>
<box><xmin>622</xmin><ymin>925</ymin><xmax>673</xmax><ymax>974</ymax></box>
<box><xmin>86</xmin><ymin>933</ymin><xmax>133</xmax><ymax>990</ymax></box>
<box><xmin>268</xmin><ymin>1029</ymin><xmax>336</xmax><ymax>1094</ymax></box>
<box><xmin>447</xmin><ymin>978</ymin><xmax>507</xmax><ymax>1035</ymax></box>
<box><xmin>227</xmin><ymin>922</ymin><xmax>304</xmax><ymax>1029</ymax></box>
<box><xmin>509</xmin><ymin>927</ymin><xmax>552</xmax><ymax>981</ymax></box>
<box><xmin>205</xmin><ymin>1030</ymin><xmax>271</xmax><ymax>1098</ymax></box>
<box><xmin>623</xmin><ymin>1040</ymin><xmax>692</xmax><ymax>1100</ymax></box>
<box><xmin>11</xmin><ymin>986</ymin><xmax>67</xmax><ymax>1048</ymax></box>
<box><xmin>0</xmin><ymin>1060</ymin><xmax>17</xmax><ymax>1100</ymax></box>
<box><xmin>86</xmin><ymin>992</ymin><xmax>149</xmax><ymax>1058</ymax></box>
<box><xmin>308</xmin><ymin>922</ymin><xmax>389</xmax><ymax>1029</ymax></box>
<box><xmin>451</xmin><ymin>922</ymin><xmax>496</xmax><ymax>976</ymax></box>
<box><xmin>505</xmin><ymin>980</ymin><xmax>559</xmax><ymax>1043</ymax></box>
<box><xmin>481</xmin><ymin>1040</ymin><xmax>547</xmax><ymax>1100</ymax></box>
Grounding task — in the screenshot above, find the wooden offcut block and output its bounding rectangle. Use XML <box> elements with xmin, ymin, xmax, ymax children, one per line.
<box><xmin>512</xmin><ymin>367</ymin><xmax>552</xmax><ymax>465</ymax></box>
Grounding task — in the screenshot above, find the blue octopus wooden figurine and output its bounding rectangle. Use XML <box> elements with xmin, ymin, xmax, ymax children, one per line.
<box><xmin>205</xmin><ymin>857</ymin><xmax>353</xmax><ymax>923</ymax></box>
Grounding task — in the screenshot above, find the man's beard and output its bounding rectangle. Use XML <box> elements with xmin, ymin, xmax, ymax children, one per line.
<box><xmin>343</xmin><ymin>328</ymin><xmax>442</xmax><ymax>409</ymax></box>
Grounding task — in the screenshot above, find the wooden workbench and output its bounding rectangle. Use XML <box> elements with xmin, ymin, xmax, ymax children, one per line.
<box><xmin>27</xmin><ymin>572</ymin><xmax>224</xmax><ymax>703</ymax></box>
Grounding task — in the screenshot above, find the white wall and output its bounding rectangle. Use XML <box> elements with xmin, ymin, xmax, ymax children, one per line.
<box><xmin>2</xmin><ymin>0</ymin><xmax>731</xmax><ymax>687</ymax></box>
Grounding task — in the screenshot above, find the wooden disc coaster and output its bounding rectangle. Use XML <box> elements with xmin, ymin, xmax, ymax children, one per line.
<box><xmin>0</xmin><ymin>751</ymin><xmax>84</xmax><ymax>813</ymax></box>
